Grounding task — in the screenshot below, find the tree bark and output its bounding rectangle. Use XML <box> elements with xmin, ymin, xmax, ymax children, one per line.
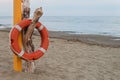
<box><xmin>22</xmin><ymin>0</ymin><xmax>43</xmax><ymax>73</ymax></box>
<box><xmin>22</xmin><ymin>0</ymin><xmax>33</xmax><ymax>73</ymax></box>
<box><xmin>24</xmin><ymin>8</ymin><xmax>43</xmax><ymax>73</ymax></box>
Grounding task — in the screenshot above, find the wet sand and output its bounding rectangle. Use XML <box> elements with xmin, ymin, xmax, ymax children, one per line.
<box><xmin>0</xmin><ymin>30</ymin><xmax>120</xmax><ymax>80</ymax></box>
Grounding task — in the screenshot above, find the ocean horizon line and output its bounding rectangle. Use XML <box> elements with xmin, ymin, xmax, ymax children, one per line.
<box><xmin>1</xmin><ymin>16</ymin><xmax>120</xmax><ymax>17</ymax></box>
<box><xmin>0</xmin><ymin>16</ymin><xmax>120</xmax><ymax>37</ymax></box>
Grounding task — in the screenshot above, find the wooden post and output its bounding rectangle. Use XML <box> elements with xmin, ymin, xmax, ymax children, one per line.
<box><xmin>22</xmin><ymin>0</ymin><xmax>43</xmax><ymax>73</ymax></box>
<box><xmin>13</xmin><ymin>0</ymin><xmax>22</xmax><ymax>72</ymax></box>
<box><xmin>22</xmin><ymin>0</ymin><xmax>35</xmax><ymax>73</ymax></box>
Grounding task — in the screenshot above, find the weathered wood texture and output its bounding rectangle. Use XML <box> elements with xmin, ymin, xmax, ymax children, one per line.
<box><xmin>23</xmin><ymin>7</ymin><xmax>43</xmax><ymax>73</ymax></box>
<box><xmin>24</xmin><ymin>7</ymin><xmax>43</xmax><ymax>49</ymax></box>
<box><xmin>22</xmin><ymin>0</ymin><xmax>43</xmax><ymax>73</ymax></box>
<box><xmin>22</xmin><ymin>0</ymin><xmax>34</xmax><ymax>73</ymax></box>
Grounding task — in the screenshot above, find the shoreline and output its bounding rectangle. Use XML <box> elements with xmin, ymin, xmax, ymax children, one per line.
<box><xmin>0</xmin><ymin>28</ymin><xmax>120</xmax><ymax>48</ymax></box>
<box><xmin>48</xmin><ymin>31</ymin><xmax>120</xmax><ymax>48</ymax></box>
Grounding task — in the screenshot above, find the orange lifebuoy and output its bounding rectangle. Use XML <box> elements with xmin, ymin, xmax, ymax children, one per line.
<box><xmin>9</xmin><ymin>19</ymin><xmax>49</xmax><ymax>60</ymax></box>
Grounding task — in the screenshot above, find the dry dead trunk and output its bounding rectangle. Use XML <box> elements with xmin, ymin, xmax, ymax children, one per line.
<box><xmin>24</xmin><ymin>8</ymin><xmax>43</xmax><ymax>73</ymax></box>
<box><xmin>22</xmin><ymin>0</ymin><xmax>43</xmax><ymax>73</ymax></box>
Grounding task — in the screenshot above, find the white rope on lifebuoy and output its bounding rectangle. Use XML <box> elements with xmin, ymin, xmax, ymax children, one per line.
<box><xmin>18</xmin><ymin>50</ymin><xmax>25</xmax><ymax>57</ymax></box>
<box><xmin>15</xmin><ymin>25</ymin><xmax>22</xmax><ymax>31</ymax></box>
<box><xmin>38</xmin><ymin>25</ymin><xmax>44</xmax><ymax>31</ymax></box>
<box><xmin>38</xmin><ymin>47</ymin><xmax>46</xmax><ymax>53</ymax></box>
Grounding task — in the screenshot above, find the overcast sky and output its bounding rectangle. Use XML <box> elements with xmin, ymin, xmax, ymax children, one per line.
<box><xmin>0</xmin><ymin>0</ymin><xmax>120</xmax><ymax>16</ymax></box>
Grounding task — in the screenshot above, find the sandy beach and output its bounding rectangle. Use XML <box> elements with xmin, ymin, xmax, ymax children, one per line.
<box><xmin>0</xmin><ymin>29</ymin><xmax>120</xmax><ymax>80</ymax></box>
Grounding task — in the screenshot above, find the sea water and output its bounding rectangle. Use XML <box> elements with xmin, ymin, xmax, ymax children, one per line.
<box><xmin>0</xmin><ymin>16</ymin><xmax>120</xmax><ymax>37</ymax></box>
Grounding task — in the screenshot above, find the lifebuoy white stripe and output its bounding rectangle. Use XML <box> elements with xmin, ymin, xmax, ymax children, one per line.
<box><xmin>15</xmin><ymin>25</ymin><xmax>22</xmax><ymax>31</ymax></box>
<box><xmin>38</xmin><ymin>47</ymin><xmax>46</xmax><ymax>53</ymax></box>
<box><xmin>38</xmin><ymin>25</ymin><xmax>44</xmax><ymax>31</ymax></box>
<box><xmin>18</xmin><ymin>50</ymin><xmax>24</xmax><ymax>57</ymax></box>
